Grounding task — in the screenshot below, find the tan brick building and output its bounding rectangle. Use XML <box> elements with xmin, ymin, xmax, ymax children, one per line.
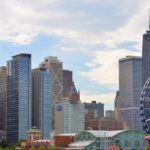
<box><xmin>85</xmin><ymin>118</ymin><xmax>124</xmax><ymax>130</ymax></box>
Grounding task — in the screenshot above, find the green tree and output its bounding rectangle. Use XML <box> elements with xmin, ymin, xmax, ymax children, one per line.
<box><xmin>0</xmin><ymin>139</ymin><xmax>8</xmax><ymax>148</ymax></box>
<box><xmin>16</xmin><ymin>139</ymin><xmax>27</xmax><ymax>147</ymax></box>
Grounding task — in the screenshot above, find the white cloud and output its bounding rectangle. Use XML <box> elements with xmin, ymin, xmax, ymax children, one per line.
<box><xmin>0</xmin><ymin>0</ymin><xmax>148</xmax><ymax>46</ymax></box>
<box><xmin>0</xmin><ymin>0</ymin><xmax>148</xmax><ymax>108</ymax></box>
<box><xmin>80</xmin><ymin>49</ymin><xmax>141</xmax><ymax>88</ymax></box>
<box><xmin>81</xmin><ymin>91</ymin><xmax>115</xmax><ymax>110</ymax></box>
<box><xmin>81</xmin><ymin>91</ymin><xmax>115</xmax><ymax>104</ymax></box>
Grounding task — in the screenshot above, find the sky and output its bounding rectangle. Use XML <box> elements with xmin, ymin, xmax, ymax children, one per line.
<box><xmin>0</xmin><ymin>0</ymin><xmax>149</xmax><ymax>110</ymax></box>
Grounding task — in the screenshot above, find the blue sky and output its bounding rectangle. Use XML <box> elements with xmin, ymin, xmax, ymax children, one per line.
<box><xmin>0</xmin><ymin>0</ymin><xmax>149</xmax><ymax>111</ymax></box>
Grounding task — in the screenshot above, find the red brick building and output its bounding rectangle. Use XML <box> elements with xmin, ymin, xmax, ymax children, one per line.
<box><xmin>54</xmin><ymin>133</ymin><xmax>76</xmax><ymax>148</ymax></box>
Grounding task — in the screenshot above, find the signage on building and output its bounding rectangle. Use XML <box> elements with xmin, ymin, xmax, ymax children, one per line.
<box><xmin>57</xmin><ymin>105</ymin><xmax>62</xmax><ymax>111</ymax></box>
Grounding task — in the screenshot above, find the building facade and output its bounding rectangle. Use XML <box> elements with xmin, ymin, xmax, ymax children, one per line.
<box><xmin>105</xmin><ymin>110</ymin><xmax>116</xmax><ymax>119</ymax></box>
<box><xmin>55</xmin><ymin>99</ymin><xmax>85</xmax><ymax>134</ymax></box>
<box><xmin>27</xmin><ymin>127</ymin><xmax>42</xmax><ymax>144</ymax></box>
<box><xmin>118</xmin><ymin>56</ymin><xmax>142</xmax><ymax>130</ymax></box>
<box><xmin>73</xmin><ymin>130</ymin><xmax>147</xmax><ymax>150</ymax></box>
<box><xmin>0</xmin><ymin>131</ymin><xmax>6</xmax><ymax>142</ymax></box>
<box><xmin>142</xmin><ymin>30</ymin><xmax>150</xmax><ymax>86</ymax></box>
<box><xmin>32</xmin><ymin>68</ymin><xmax>52</xmax><ymax>139</ymax></box>
<box><xmin>84</xmin><ymin>101</ymin><xmax>104</xmax><ymax>122</ymax></box>
<box><xmin>65</xmin><ymin>81</ymin><xmax>80</xmax><ymax>103</ymax></box>
<box><xmin>63</xmin><ymin>70</ymin><xmax>73</xmax><ymax>98</ymax></box>
<box><xmin>85</xmin><ymin>118</ymin><xmax>124</xmax><ymax>130</ymax></box>
<box><xmin>114</xmin><ymin>91</ymin><xmax>119</xmax><ymax>119</ymax></box>
<box><xmin>142</xmin><ymin>30</ymin><xmax>150</xmax><ymax>131</ymax></box>
<box><xmin>0</xmin><ymin>67</ymin><xmax>7</xmax><ymax>132</ymax></box>
<box><xmin>39</xmin><ymin>56</ymin><xmax>63</xmax><ymax>103</ymax></box>
<box><xmin>7</xmin><ymin>54</ymin><xmax>31</xmax><ymax>144</ymax></box>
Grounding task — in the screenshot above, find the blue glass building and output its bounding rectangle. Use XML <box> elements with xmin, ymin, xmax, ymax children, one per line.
<box><xmin>7</xmin><ymin>54</ymin><xmax>31</xmax><ymax>144</ymax></box>
<box><xmin>32</xmin><ymin>68</ymin><xmax>52</xmax><ymax>139</ymax></box>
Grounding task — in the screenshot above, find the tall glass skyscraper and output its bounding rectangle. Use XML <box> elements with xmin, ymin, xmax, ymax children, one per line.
<box><xmin>142</xmin><ymin>30</ymin><xmax>150</xmax><ymax>131</ymax></box>
<box><xmin>32</xmin><ymin>68</ymin><xmax>52</xmax><ymax>139</ymax></box>
<box><xmin>7</xmin><ymin>54</ymin><xmax>31</xmax><ymax>144</ymax></box>
<box><xmin>142</xmin><ymin>31</ymin><xmax>150</xmax><ymax>86</ymax></box>
<box><xmin>118</xmin><ymin>56</ymin><xmax>142</xmax><ymax>130</ymax></box>
<box><xmin>39</xmin><ymin>56</ymin><xmax>63</xmax><ymax>129</ymax></box>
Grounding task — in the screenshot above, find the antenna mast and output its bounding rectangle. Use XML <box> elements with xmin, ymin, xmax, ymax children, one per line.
<box><xmin>149</xmin><ymin>6</ymin><xmax>150</xmax><ymax>31</ymax></box>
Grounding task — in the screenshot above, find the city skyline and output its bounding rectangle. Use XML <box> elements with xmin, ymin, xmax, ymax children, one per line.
<box><xmin>0</xmin><ymin>0</ymin><xmax>149</xmax><ymax>110</ymax></box>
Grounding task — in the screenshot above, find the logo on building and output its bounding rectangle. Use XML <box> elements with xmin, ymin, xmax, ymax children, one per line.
<box><xmin>56</xmin><ymin>105</ymin><xmax>62</xmax><ymax>111</ymax></box>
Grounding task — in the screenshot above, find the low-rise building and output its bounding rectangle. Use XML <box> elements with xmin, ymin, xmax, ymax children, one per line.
<box><xmin>69</xmin><ymin>130</ymin><xmax>147</xmax><ymax>149</ymax></box>
<box><xmin>54</xmin><ymin>133</ymin><xmax>76</xmax><ymax>148</ymax></box>
<box><xmin>27</xmin><ymin>127</ymin><xmax>42</xmax><ymax>144</ymax></box>
<box><xmin>85</xmin><ymin>118</ymin><xmax>125</xmax><ymax>130</ymax></box>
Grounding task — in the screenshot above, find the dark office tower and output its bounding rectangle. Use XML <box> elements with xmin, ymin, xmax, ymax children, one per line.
<box><xmin>142</xmin><ymin>30</ymin><xmax>150</xmax><ymax>86</ymax></box>
<box><xmin>40</xmin><ymin>57</ymin><xmax>63</xmax><ymax>103</ymax></box>
<box><xmin>32</xmin><ymin>68</ymin><xmax>52</xmax><ymax>139</ymax></box>
<box><xmin>63</xmin><ymin>70</ymin><xmax>72</xmax><ymax>97</ymax></box>
<box><xmin>0</xmin><ymin>67</ymin><xmax>7</xmax><ymax>132</ymax></box>
<box><xmin>7</xmin><ymin>54</ymin><xmax>31</xmax><ymax>144</ymax></box>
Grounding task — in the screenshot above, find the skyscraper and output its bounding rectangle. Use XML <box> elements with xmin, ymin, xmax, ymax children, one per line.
<box><xmin>7</xmin><ymin>54</ymin><xmax>31</xmax><ymax>144</ymax></box>
<box><xmin>40</xmin><ymin>56</ymin><xmax>63</xmax><ymax>103</ymax></box>
<box><xmin>118</xmin><ymin>56</ymin><xmax>142</xmax><ymax>130</ymax></box>
<box><xmin>142</xmin><ymin>30</ymin><xmax>150</xmax><ymax>86</ymax></box>
<box><xmin>0</xmin><ymin>67</ymin><xmax>7</xmax><ymax>132</ymax></box>
<box><xmin>63</xmin><ymin>70</ymin><xmax>73</xmax><ymax>98</ymax></box>
<box><xmin>32</xmin><ymin>68</ymin><xmax>52</xmax><ymax>139</ymax></box>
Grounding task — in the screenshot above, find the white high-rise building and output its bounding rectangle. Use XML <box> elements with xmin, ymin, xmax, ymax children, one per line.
<box><xmin>55</xmin><ymin>99</ymin><xmax>85</xmax><ymax>134</ymax></box>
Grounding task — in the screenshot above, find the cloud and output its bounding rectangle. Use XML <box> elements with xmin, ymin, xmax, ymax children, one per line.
<box><xmin>0</xmin><ymin>0</ymin><xmax>148</xmax><ymax>46</ymax></box>
<box><xmin>80</xmin><ymin>91</ymin><xmax>115</xmax><ymax>110</ymax></box>
<box><xmin>0</xmin><ymin>0</ymin><xmax>148</xmax><ymax>108</ymax></box>
<box><xmin>80</xmin><ymin>49</ymin><xmax>141</xmax><ymax>88</ymax></box>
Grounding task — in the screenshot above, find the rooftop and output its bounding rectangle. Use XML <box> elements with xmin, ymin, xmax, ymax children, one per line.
<box><xmin>56</xmin><ymin>133</ymin><xmax>76</xmax><ymax>137</ymax></box>
<box><xmin>87</xmin><ymin>130</ymin><xmax>126</xmax><ymax>138</ymax></box>
<box><xmin>68</xmin><ymin>141</ymin><xmax>94</xmax><ymax>147</ymax></box>
<box><xmin>119</xmin><ymin>55</ymin><xmax>141</xmax><ymax>62</ymax></box>
<box><xmin>13</xmin><ymin>53</ymin><xmax>31</xmax><ymax>58</ymax></box>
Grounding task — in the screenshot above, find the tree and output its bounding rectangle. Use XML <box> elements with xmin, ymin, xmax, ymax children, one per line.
<box><xmin>0</xmin><ymin>139</ymin><xmax>8</xmax><ymax>148</ymax></box>
<box><xmin>16</xmin><ymin>139</ymin><xmax>27</xmax><ymax>147</ymax></box>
